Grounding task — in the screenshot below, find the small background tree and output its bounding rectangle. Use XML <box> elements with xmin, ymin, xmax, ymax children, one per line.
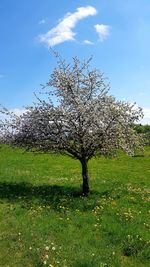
<box><xmin>0</xmin><ymin>55</ymin><xmax>143</xmax><ymax>196</ymax></box>
<box><xmin>133</xmin><ymin>124</ymin><xmax>150</xmax><ymax>145</ymax></box>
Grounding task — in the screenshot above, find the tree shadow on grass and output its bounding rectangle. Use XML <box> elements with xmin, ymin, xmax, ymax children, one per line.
<box><xmin>0</xmin><ymin>181</ymin><xmax>77</xmax><ymax>206</ymax></box>
<box><xmin>0</xmin><ymin>181</ymin><xmax>121</xmax><ymax>212</ymax></box>
<box><xmin>0</xmin><ymin>181</ymin><xmax>102</xmax><ymax>212</ymax></box>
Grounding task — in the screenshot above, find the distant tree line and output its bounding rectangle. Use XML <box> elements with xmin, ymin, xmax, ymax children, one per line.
<box><xmin>133</xmin><ymin>124</ymin><xmax>150</xmax><ymax>145</ymax></box>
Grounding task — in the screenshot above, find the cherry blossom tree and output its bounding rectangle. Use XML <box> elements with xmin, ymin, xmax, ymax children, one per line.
<box><xmin>0</xmin><ymin>56</ymin><xmax>143</xmax><ymax>196</ymax></box>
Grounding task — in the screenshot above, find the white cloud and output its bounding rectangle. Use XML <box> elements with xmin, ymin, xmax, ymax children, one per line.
<box><xmin>39</xmin><ymin>6</ymin><xmax>97</xmax><ymax>47</ymax></box>
<box><xmin>39</xmin><ymin>19</ymin><xmax>46</xmax><ymax>25</ymax></box>
<box><xmin>140</xmin><ymin>108</ymin><xmax>150</xmax><ymax>125</ymax></box>
<box><xmin>94</xmin><ymin>24</ymin><xmax>110</xmax><ymax>42</ymax></box>
<box><xmin>138</xmin><ymin>92</ymin><xmax>145</xmax><ymax>96</ymax></box>
<box><xmin>11</xmin><ymin>108</ymin><xmax>26</xmax><ymax>116</ymax></box>
<box><xmin>0</xmin><ymin>108</ymin><xmax>25</xmax><ymax>122</ymax></box>
<box><xmin>83</xmin><ymin>39</ymin><xmax>94</xmax><ymax>45</ymax></box>
<box><xmin>128</xmin><ymin>103</ymin><xmax>150</xmax><ymax>125</ymax></box>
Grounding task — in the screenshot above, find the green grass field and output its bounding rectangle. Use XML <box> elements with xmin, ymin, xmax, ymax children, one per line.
<box><xmin>0</xmin><ymin>145</ymin><xmax>150</xmax><ymax>267</ymax></box>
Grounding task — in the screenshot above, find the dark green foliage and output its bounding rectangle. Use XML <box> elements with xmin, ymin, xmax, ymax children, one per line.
<box><xmin>133</xmin><ymin>124</ymin><xmax>150</xmax><ymax>134</ymax></box>
<box><xmin>133</xmin><ymin>124</ymin><xmax>150</xmax><ymax>145</ymax></box>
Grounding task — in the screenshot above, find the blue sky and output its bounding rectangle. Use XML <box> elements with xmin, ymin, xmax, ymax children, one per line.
<box><xmin>0</xmin><ymin>0</ymin><xmax>150</xmax><ymax>123</ymax></box>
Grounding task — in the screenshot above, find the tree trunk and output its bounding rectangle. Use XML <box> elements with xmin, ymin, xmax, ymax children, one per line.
<box><xmin>81</xmin><ymin>159</ymin><xmax>89</xmax><ymax>196</ymax></box>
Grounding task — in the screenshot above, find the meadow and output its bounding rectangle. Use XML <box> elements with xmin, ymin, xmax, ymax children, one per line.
<box><xmin>0</xmin><ymin>145</ymin><xmax>150</xmax><ymax>267</ymax></box>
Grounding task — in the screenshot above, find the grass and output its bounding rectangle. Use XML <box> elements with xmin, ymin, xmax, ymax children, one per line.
<box><xmin>0</xmin><ymin>144</ymin><xmax>150</xmax><ymax>267</ymax></box>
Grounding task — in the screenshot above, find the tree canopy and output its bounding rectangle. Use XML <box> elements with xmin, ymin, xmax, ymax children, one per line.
<box><xmin>0</xmin><ymin>55</ymin><xmax>143</xmax><ymax>195</ymax></box>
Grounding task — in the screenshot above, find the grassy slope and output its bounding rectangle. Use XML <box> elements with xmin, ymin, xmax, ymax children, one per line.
<box><xmin>0</xmin><ymin>145</ymin><xmax>150</xmax><ymax>267</ymax></box>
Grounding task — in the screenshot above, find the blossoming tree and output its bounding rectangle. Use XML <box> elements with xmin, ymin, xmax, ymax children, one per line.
<box><xmin>0</xmin><ymin>56</ymin><xmax>143</xmax><ymax>196</ymax></box>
